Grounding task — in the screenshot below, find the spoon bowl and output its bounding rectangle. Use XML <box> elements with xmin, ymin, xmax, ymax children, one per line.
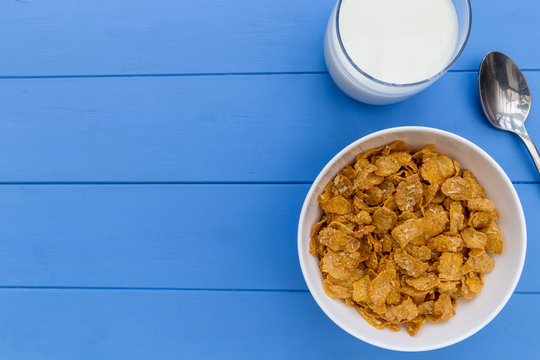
<box><xmin>479</xmin><ymin>51</ymin><xmax>540</xmax><ymax>174</ymax></box>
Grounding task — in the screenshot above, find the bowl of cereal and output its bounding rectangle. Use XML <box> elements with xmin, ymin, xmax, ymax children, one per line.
<box><xmin>297</xmin><ymin>126</ymin><xmax>526</xmax><ymax>351</ymax></box>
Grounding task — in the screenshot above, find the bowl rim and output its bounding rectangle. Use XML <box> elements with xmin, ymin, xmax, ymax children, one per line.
<box><xmin>297</xmin><ymin>126</ymin><xmax>527</xmax><ymax>352</ymax></box>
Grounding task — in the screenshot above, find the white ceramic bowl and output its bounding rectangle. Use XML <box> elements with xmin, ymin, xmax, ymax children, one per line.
<box><xmin>298</xmin><ymin>126</ymin><xmax>526</xmax><ymax>351</ymax></box>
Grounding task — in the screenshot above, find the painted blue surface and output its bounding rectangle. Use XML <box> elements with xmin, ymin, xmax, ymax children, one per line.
<box><xmin>0</xmin><ymin>1</ymin><xmax>538</xmax><ymax>358</ymax></box>
<box><xmin>0</xmin><ymin>0</ymin><xmax>539</xmax><ymax>75</ymax></box>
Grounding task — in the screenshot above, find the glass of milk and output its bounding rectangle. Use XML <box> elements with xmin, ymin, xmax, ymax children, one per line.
<box><xmin>324</xmin><ymin>0</ymin><xmax>471</xmax><ymax>105</ymax></box>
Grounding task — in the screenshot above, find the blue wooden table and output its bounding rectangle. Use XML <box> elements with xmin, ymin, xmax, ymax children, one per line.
<box><xmin>0</xmin><ymin>1</ymin><xmax>538</xmax><ymax>358</ymax></box>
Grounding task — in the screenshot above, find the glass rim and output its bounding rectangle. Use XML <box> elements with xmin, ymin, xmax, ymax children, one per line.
<box><xmin>335</xmin><ymin>0</ymin><xmax>472</xmax><ymax>87</ymax></box>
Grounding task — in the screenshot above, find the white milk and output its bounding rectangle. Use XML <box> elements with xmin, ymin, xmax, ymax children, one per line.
<box><xmin>339</xmin><ymin>0</ymin><xmax>458</xmax><ymax>84</ymax></box>
<box><xmin>324</xmin><ymin>0</ymin><xmax>469</xmax><ymax>105</ymax></box>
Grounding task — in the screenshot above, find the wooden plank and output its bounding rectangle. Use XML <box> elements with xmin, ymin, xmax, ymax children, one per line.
<box><xmin>0</xmin><ymin>184</ymin><xmax>537</xmax><ymax>292</ymax></box>
<box><xmin>0</xmin><ymin>289</ymin><xmax>537</xmax><ymax>359</ymax></box>
<box><xmin>0</xmin><ymin>0</ymin><xmax>333</xmax><ymax>76</ymax></box>
<box><xmin>0</xmin><ymin>72</ymin><xmax>539</xmax><ymax>182</ymax></box>
<box><xmin>0</xmin><ymin>184</ymin><xmax>308</xmax><ymax>290</ymax></box>
<box><xmin>0</xmin><ymin>0</ymin><xmax>539</xmax><ymax>76</ymax></box>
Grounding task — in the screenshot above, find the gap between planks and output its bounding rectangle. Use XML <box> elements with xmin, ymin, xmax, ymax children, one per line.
<box><xmin>0</xmin><ymin>285</ymin><xmax>536</xmax><ymax>294</ymax></box>
<box><xmin>0</xmin><ymin>181</ymin><xmax>537</xmax><ymax>186</ymax></box>
<box><xmin>1</xmin><ymin>69</ymin><xmax>540</xmax><ymax>80</ymax></box>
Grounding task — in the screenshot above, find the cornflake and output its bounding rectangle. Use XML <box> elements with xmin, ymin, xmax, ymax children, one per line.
<box><xmin>310</xmin><ymin>141</ymin><xmax>502</xmax><ymax>336</ymax></box>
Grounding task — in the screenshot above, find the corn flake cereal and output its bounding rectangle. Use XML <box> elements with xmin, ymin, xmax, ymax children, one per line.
<box><xmin>372</xmin><ymin>207</ymin><xmax>398</xmax><ymax>232</ymax></box>
<box><xmin>310</xmin><ymin>141</ymin><xmax>502</xmax><ymax>335</ymax></box>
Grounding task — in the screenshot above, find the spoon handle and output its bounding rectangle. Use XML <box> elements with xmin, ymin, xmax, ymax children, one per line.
<box><xmin>518</xmin><ymin>129</ymin><xmax>540</xmax><ymax>175</ymax></box>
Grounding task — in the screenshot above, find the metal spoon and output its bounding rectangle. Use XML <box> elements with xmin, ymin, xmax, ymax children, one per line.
<box><xmin>479</xmin><ymin>51</ymin><xmax>540</xmax><ymax>174</ymax></box>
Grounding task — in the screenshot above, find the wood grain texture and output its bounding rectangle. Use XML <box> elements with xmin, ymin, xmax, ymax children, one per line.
<box><xmin>0</xmin><ymin>1</ymin><xmax>538</xmax><ymax>358</ymax></box>
<box><xmin>0</xmin><ymin>184</ymin><xmax>536</xmax><ymax>291</ymax></box>
<box><xmin>1</xmin><ymin>72</ymin><xmax>539</xmax><ymax>182</ymax></box>
<box><xmin>0</xmin><ymin>289</ymin><xmax>537</xmax><ymax>360</ymax></box>
<box><xmin>0</xmin><ymin>0</ymin><xmax>538</xmax><ymax>76</ymax></box>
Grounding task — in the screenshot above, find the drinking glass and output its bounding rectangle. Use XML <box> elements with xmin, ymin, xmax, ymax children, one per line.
<box><xmin>324</xmin><ymin>0</ymin><xmax>472</xmax><ymax>105</ymax></box>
